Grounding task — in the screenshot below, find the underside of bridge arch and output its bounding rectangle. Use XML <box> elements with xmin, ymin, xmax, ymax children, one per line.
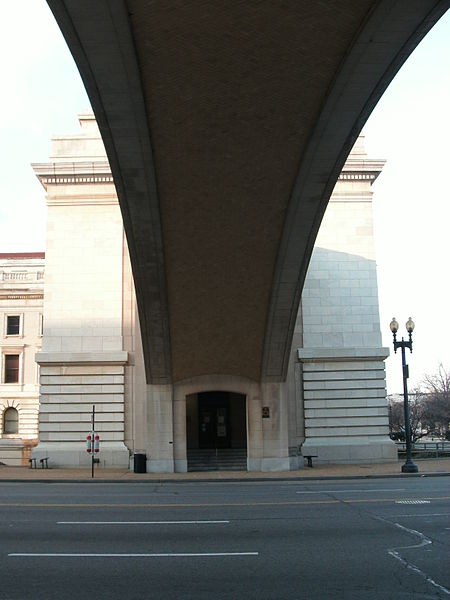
<box><xmin>48</xmin><ymin>0</ymin><xmax>449</xmax><ymax>384</ymax></box>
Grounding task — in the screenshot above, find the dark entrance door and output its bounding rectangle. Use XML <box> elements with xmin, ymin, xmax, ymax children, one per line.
<box><xmin>198</xmin><ymin>391</ymin><xmax>231</xmax><ymax>449</ymax></box>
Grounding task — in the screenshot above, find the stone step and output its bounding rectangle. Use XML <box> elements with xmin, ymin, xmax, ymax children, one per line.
<box><xmin>187</xmin><ymin>449</ymin><xmax>247</xmax><ymax>472</ymax></box>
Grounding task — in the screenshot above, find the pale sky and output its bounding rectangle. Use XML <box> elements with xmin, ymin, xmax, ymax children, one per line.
<box><xmin>1</xmin><ymin>2</ymin><xmax>449</xmax><ymax>394</ymax></box>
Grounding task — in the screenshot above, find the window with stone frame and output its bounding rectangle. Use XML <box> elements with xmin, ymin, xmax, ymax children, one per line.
<box><xmin>3</xmin><ymin>407</ymin><xmax>18</xmax><ymax>434</ymax></box>
<box><xmin>4</xmin><ymin>354</ymin><xmax>20</xmax><ymax>383</ymax></box>
<box><xmin>6</xmin><ymin>315</ymin><xmax>21</xmax><ymax>336</ymax></box>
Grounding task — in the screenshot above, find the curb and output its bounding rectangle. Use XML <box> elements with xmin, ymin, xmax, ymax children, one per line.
<box><xmin>0</xmin><ymin>471</ymin><xmax>449</xmax><ymax>484</ymax></box>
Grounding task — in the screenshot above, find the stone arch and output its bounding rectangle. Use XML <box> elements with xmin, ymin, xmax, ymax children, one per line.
<box><xmin>173</xmin><ymin>375</ymin><xmax>262</xmax><ymax>472</ymax></box>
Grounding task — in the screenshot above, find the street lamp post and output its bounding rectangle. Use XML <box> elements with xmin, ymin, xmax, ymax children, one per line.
<box><xmin>389</xmin><ymin>317</ymin><xmax>418</xmax><ymax>473</ymax></box>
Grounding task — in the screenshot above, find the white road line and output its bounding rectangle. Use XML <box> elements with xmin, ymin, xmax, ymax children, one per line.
<box><xmin>9</xmin><ymin>552</ymin><xmax>258</xmax><ymax>558</ymax></box>
<box><xmin>394</xmin><ymin>513</ymin><xmax>450</xmax><ymax>518</ymax></box>
<box><xmin>57</xmin><ymin>520</ymin><xmax>230</xmax><ymax>525</ymax></box>
<box><xmin>296</xmin><ymin>488</ymin><xmax>406</xmax><ymax>494</ymax></box>
<box><xmin>395</xmin><ymin>500</ymin><xmax>431</xmax><ymax>504</ymax></box>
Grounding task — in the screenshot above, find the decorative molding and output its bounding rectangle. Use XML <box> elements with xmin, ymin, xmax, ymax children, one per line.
<box><xmin>338</xmin><ymin>172</ymin><xmax>378</xmax><ymax>181</ymax></box>
<box><xmin>1</xmin><ymin>346</ymin><xmax>24</xmax><ymax>353</ymax></box>
<box><xmin>41</xmin><ymin>175</ymin><xmax>114</xmax><ymax>185</ymax></box>
<box><xmin>32</xmin><ymin>161</ymin><xmax>114</xmax><ymax>190</ymax></box>
<box><xmin>1</xmin><ymin>272</ymin><xmax>44</xmax><ymax>282</ymax></box>
<box><xmin>0</xmin><ymin>295</ymin><xmax>44</xmax><ymax>300</ymax></box>
<box><xmin>46</xmin><ymin>197</ymin><xmax>118</xmax><ymax>206</ymax></box>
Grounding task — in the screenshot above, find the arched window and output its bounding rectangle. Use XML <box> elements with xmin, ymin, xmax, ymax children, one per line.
<box><xmin>3</xmin><ymin>407</ymin><xmax>18</xmax><ymax>434</ymax></box>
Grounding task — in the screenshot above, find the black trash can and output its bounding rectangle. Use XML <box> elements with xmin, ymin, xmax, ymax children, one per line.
<box><xmin>134</xmin><ymin>453</ymin><xmax>146</xmax><ymax>473</ymax></box>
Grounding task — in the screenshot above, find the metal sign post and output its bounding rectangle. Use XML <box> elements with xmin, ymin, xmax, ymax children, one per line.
<box><xmin>91</xmin><ymin>405</ymin><xmax>95</xmax><ymax>478</ymax></box>
<box><xmin>86</xmin><ymin>405</ymin><xmax>100</xmax><ymax>479</ymax></box>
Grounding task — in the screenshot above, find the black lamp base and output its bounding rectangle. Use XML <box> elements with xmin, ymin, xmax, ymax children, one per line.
<box><xmin>401</xmin><ymin>460</ymin><xmax>419</xmax><ymax>473</ymax></box>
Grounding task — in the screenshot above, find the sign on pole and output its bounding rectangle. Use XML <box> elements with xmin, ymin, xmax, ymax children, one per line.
<box><xmin>86</xmin><ymin>405</ymin><xmax>100</xmax><ymax>478</ymax></box>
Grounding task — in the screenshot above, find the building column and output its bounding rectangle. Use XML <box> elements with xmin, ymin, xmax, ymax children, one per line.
<box><xmin>173</xmin><ymin>385</ymin><xmax>187</xmax><ymax>472</ymax></box>
<box><xmin>145</xmin><ymin>384</ymin><xmax>175</xmax><ymax>472</ymax></box>
<box><xmin>34</xmin><ymin>351</ymin><xmax>130</xmax><ymax>467</ymax></box>
<box><xmin>32</xmin><ymin>113</ymin><xmax>132</xmax><ymax>468</ymax></box>
<box><xmin>298</xmin><ymin>348</ymin><xmax>396</xmax><ymax>463</ymax></box>
<box><xmin>258</xmin><ymin>381</ymin><xmax>291</xmax><ymax>471</ymax></box>
<box><xmin>246</xmin><ymin>381</ymin><xmax>264</xmax><ymax>471</ymax></box>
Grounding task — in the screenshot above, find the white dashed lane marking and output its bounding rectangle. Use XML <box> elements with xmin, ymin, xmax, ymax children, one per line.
<box><xmin>395</xmin><ymin>500</ymin><xmax>431</xmax><ymax>505</ymax></box>
<box><xmin>296</xmin><ymin>488</ymin><xmax>406</xmax><ymax>494</ymax></box>
<box><xmin>57</xmin><ymin>520</ymin><xmax>230</xmax><ymax>525</ymax></box>
<box><xmin>9</xmin><ymin>552</ymin><xmax>258</xmax><ymax>558</ymax></box>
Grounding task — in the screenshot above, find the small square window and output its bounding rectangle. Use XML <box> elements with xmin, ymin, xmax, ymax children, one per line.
<box><xmin>6</xmin><ymin>316</ymin><xmax>20</xmax><ymax>336</ymax></box>
<box><xmin>4</xmin><ymin>355</ymin><xmax>19</xmax><ymax>383</ymax></box>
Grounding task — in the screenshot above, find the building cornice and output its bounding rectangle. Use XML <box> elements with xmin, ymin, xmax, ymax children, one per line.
<box><xmin>338</xmin><ymin>158</ymin><xmax>386</xmax><ymax>183</ymax></box>
<box><xmin>32</xmin><ymin>161</ymin><xmax>113</xmax><ymax>190</ymax></box>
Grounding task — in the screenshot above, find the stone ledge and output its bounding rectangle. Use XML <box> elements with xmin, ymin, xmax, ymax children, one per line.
<box><xmin>35</xmin><ymin>351</ymin><xmax>128</xmax><ymax>366</ymax></box>
<box><xmin>301</xmin><ymin>438</ymin><xmax>397</xmax><ymax>464</ymax></box>
<box><xmin>32</xmin><ymin>442</ymin><xmax>130</xmax><ymax>468</ymax></box>
<box><xmin>298</xmin><ymin>347</ymin><xmax>389</xmax><ymax>362</ymax></box>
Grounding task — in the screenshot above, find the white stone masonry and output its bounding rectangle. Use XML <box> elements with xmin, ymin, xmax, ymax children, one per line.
<box><xmin>33</xmin><ymin>115</ymin><xmax>129</xmax><ymax>467</ymax></box>
<box><xmin>298</xmin><ymin>137</ymin><xmax>396</xmax><ymax>463</ymax></box>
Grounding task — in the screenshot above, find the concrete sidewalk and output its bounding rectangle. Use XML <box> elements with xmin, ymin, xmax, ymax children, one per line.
<box><xmin>0</xmin><ymin>458</ymin><xmax>449</xmax><ymax>482</ymax></box>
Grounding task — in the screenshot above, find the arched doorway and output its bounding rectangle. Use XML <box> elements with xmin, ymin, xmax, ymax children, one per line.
<box><xmin>186</xmin><ymin>391</ymin><xmax>247</xmax><ymax>471</ymax></box>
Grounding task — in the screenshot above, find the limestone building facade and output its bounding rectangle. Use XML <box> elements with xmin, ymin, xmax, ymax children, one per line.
<box><xmin>29</xmin><ymin>114</ymin><xmax>396</xmax><ymax>471</ymax></box>
<box><xmin>0</xmin><ymin>253</ymin><xmax>43</xmax><ymax>465</ymax></box>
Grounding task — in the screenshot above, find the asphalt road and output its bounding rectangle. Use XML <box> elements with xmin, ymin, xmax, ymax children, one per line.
<box><xmin>0</xmin><ymin>477</ymin><xmax>448</xmax><ymax>599</ymax></box>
